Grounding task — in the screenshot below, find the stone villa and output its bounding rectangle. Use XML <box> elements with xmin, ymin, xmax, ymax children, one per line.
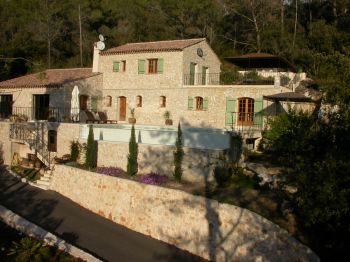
<box><xmin>0</xmin><ymin>38</ymin><xmax>315</xmax><ymax>181</ymax></box>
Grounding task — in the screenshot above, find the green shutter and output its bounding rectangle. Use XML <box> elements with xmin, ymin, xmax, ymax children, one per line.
<box><xmin>189</xmin><ymin>63</ymin><xmax>195</xmax><ymax>85</ymax></box>
<box><xmin>188</xmin><ymin>96</ymin><xmax>194</xmax><ymax>110</ymax></box>
<box><xmin>157</xmin><ymin>58</ymin><xmax>163</xmax><ymax>74</ymax></box>
<box><xmin>202</xmin><ymin>66</ymin><xmax>206</xmax><ymax>85</ymax></box>
<box><xmin>113</xmin><ymin>61</ymin><xmax>120</xmax><ymax>72</ymax></box>
<box><xmin>225</xmin><ymin>97</ymin><xmax>236</xmax><ymax>125</ymax></box>
<box><xmin>203</xmin><ymin>97</ymin><xmax>209</xmax><ymax>111</ymax></box>
<box><xmin>253</xmin><ymin>98</ymin><xmax>263</xmax><ymax>126</ymax></box>
<box><xmin>138</xmin><ymin>59</ymin><xmax>145</xmax><ymax>74</ymax></box>
<box><xmin>91</xmin><ymin>96</ymin><xmax>98</xmax><ymax>112</ymax></box>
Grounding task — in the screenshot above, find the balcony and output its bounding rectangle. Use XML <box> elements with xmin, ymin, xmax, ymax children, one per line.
<box><xmin>183</xmin><ymin>71</ymin><xmax>277</xmax><ymax>86</ymax></box>
<box><xmin>0</xmin><ymin>106</ymin><xmax>81</xmax><ymax>123</ymax></box>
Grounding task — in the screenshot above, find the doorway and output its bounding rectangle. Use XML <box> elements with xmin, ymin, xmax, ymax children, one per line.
<box><xmin>0</xmin><ymin>95</ymin><xmax>13</xmax><ymax>118</ymax></box>
<box><xmin>119</xmin><ymin>96</ymin><xmax>126</xmax><ymax>121</ymax></box>
<box><xmin>33</xmin><ymin>94</ymin><xmax>50</xmax><ymax>120</ymax></box>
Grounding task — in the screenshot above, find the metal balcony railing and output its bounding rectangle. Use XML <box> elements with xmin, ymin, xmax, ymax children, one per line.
<box><xmin>225</xmin><ymin>112</ymin><xmax>264</xmax><ymax>132</ymax></box>
<box><xmin>183</xmin><ymin>72</ymin><xmax>275</xmax><ymax>86</ymax></box>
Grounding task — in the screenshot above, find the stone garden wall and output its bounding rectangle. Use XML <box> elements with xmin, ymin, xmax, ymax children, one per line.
<box><xmin>0</xmin><ymin>122</ymin><xmax>11</xmax><ymax>165</ymax></box>
<box><xmin>50</xmin><ymin>164</ymin><xmax>318</xmax><ymax>262</ymax></box>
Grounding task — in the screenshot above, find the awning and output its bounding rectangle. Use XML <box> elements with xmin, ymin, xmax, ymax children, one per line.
<box><xmin>225</xmin><ymin>53</ymin><xmax>296</xmax><ymax>72</ymax></box>
<box><xmin>263</xmin><ymin>92</ymin><xmax>314</xmax><ymax>102</ymax></box>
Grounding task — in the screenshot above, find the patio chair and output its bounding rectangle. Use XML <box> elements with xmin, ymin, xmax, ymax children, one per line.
<box><xmin>84</xmin><ymin>110</ymin><xmax>102</xmax><ymax>124</ymax></box>
<box><xmin>97</xmin><ymin>111</ymin><xmax>118</xmax><ymax>124</ymax></box>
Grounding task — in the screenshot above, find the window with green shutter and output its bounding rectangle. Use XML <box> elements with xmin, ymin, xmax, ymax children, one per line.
<box><xmin>188</xmin><ymin>96</ymin><xmax>194</xmax><ymax>110</ymax></box>
<box><xmin>253</xmin><ymin>98</ymin><xmax>263</xmax><ymax>127</ymax></box>
<box><xmin>138</xmin><ymin>59</ymin><xmax>145</xmax><ymax>74</ymax></box>
<box><xmin>157</xmin><ymin>58</ymin><xmax>164</xmax><ymax>74</ymax></box>
<box><xmin>91</xmin><ymin>96</ymin><xmax>98</xmax><ymax>112</ymax></box>
<box><xmin>225</xmin><ymin>97</ymin><xmax>236</xmax><ymax>125</ymax></box>
<box><xmin>113</xmin><ymin>61</ymin><xmax>120</xmax><ymax>72</ymax></box>
<box><xmin>203</xmin><ymin>97</ymin><xmax>209</xmax><ymax>110</ymax></box>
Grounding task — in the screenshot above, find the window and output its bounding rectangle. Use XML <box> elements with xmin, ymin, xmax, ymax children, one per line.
<box><xmin>121</xmin><ymin>60</ymin><xmax>126</xmax><ymax>72</ymax></box>
<box><xmin>196</xmin><ymin>97</ymin><xmax>203</xmax><ymax>110</ymax></box>
<box><xmin>136</xmin><ymin>95</ymin><xmax>142</xmax><ymax>107</ymax></box>
<box><xmin>79</xmin><ymin>95</ymin><xmax>88</xmax><ymax>110</ymax></box>
<box><xmin>148</xmin><ymin>59</ymin><xmax>158</xmax><ymax>74</ymax></box>
<box><xmin>105</xmin><ymin>96</ymin><xmax>112</xmax><ymax>107</ymax></box>
<box><xmin>160</xmin><ymin>96</ymin><xmax>166</xmax><ymax>108</ymax></box>
<box><xmin>238</xmin><ymin>97</ymin><xmax>254</xmax><ymax>125</ymax></box>
<box><xmin>113</xmin><ymin>61</ymin><xmax>120</xmax><ymax>72</ymax></box>
<box><xmin>113</xmin><ymin>61</ymin><xmax>126</xmax><ymax>72</ymax></box>
<box><xmin>48</xmin><ymin>130</ymin><xmax>57</xmax><ymax>152</ymax></box>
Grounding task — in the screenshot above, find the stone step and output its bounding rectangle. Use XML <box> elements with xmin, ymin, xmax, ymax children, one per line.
<box><xmin>33</xmin><ymin>183</ymin><xmax>49</xmax><ymax>190</ymax></box>
<box><xmin>43</xmin><ymin>173</ymin><xmax>51</xmax><ymax>178</ymax></box>
<box><xmin>40</xmin><ymin>177</ymin><xmax>50</xmax><ymax>182</ymax></box>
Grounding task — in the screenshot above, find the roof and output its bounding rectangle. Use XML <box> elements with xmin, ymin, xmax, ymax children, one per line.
<box><xmin>225</xmin><ymin>53</ymin><xmax>296</xmax><ymax>72</ymax></box>
<box><xmin>101</xmin><ymin>38</ymin><xmax>206</xmax><ymax>55</ymax></box>
<box><xmin>263</xmin><ymin>92</ymin><xmax>314</xmax><ymax>102</ymax></box>
<box><xmin>0</xmin><ymin>68</ymin><xmax>99</xmax><ymax>88</ymax></box>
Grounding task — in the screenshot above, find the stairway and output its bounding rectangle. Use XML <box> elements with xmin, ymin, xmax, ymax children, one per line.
<box><xmin>10</xmin><ymin>122</ymin><xmax>56</xmax><ymax>190</ymax></box>
<box><xmin>29</xmin><ymin>167</ymin><xmax>54</xmax><ymax>190</ymax></box>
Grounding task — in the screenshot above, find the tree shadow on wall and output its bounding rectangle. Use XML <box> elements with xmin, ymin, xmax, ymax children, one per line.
<box><xmin>139</xmin><ymin>123</ymin><xmax>319</xmax><ymax>262</ymax></box>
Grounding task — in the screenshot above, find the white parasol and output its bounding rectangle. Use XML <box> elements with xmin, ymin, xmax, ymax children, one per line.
<box><xmin>71</xmin><ymin>85</ymin><xmax>80</xmax><ymax>122</ymax></box>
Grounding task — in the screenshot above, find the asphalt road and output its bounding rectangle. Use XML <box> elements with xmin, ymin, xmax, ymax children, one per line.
<box><xmin>0</xmin><ymin>170</ymin><xmax>206</xmax><ymax>262</ymax></box>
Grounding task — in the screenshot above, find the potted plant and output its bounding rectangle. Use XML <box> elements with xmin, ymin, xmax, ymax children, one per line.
<box><xmin>163</xmin><ymin>110</ymin><xmax>173</xmax><ymax>125</ymax></box>
<box><xmin>128</xmin><ymin>108</ymin><xmax>136</xmax><ymax>124</ymax></box>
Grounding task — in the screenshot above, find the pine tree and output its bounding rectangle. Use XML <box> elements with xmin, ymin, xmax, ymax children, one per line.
<box><xmin>85</xmin><ymin>125</ymin><xmax>97</xmax><ymax>169</ymax></box>
<box><xmin>173</xmin><ymin>123</ymin><xmax>184</xmax><ymax>182</ymax></box>
<box><xmin>127</xmin><ymin>125</ymin><xmax>138</xmax><ymax>176</ymax></box>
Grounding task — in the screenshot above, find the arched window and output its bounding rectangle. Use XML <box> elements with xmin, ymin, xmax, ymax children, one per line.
<box><xmin>48</xmin><ymin>130</ymin><xmax>57</xmax><ymax>152</ymax></box>
<box><xmin>136</xmin><ymin>95</ymin><xmax>142</xmax><ymax>107</ymax></box>
<box><xmin>238</xmin><ymin>97</ymin><xmax>254</xmax><ymax>125</ymax></box>
<box><xmin>195</xmin><ymin>96</ymin><xmax>203</xmax><ymax>110</ymax></box>
<box><xmin>160</xmin><ymin>96</ymin><xmax>166</xmax><ymax>108</ymax></box>
<box><xmin>105</xmin><ymin>96</ymin><xmax>112</xmax><ymax>107</ymax></box>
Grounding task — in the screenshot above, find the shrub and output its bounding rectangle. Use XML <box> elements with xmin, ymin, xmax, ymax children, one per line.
<box><xmin>85</xmin><ymin>125</ymin><xmax>97</xmax><ymax>169</ymax></box>
<box><xmin>139</xmin><ymin>172</ymin><xmax>168</xmax><ymax>186</ymax></box>
<box><xmin>213</xmin><ymin>165</ymin><xmax>232</xmax><ymax>187</ymax></box>
<box><xmin>70</xmin><ymin>140</ymin><xmax>80</xmax><ymax>162</ymax></box>
<box><xmin>7</xmin><ymin>237</ymin><xmax>51</xmax><ymax>262</ymax></box>
<box><xmin>127</xmin><ymin>125</ymin><xmax>138</xmax><ymax>176</ymax></box>
<box><xmin>173</xmin><ymin>123</ymin><xmax>184</xmax><ymax>182</ymax></box>
<box><xmin>96</xmin><ymin>167</ymin><xmax>124</xmax><ymax>177</ymax></box>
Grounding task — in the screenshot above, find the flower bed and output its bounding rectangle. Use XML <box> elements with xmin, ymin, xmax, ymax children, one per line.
<box><xmin>139</xmin><ymin>172</ymin><xmax>168</xmax><ymax>186</ymax></box>
<box><xmin>96</xmin><ymin>167</ymin><xmax>124</xmax><ymax>177</ymax></box>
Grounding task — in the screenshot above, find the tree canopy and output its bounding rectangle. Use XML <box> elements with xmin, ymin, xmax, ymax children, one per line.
<box><xmin>1</xmin><ymin>0</ymin><xmax>350</xmax><ymax>82</ymax></box>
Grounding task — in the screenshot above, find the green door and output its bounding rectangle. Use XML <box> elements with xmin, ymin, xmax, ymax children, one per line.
<box><xmin>253</xmin><ymin>98</ymin><xmax>263</xmax><ymax>127</ymax></box>
<box><xmin>225</xmin><ymin>97</ymin><xmax>236</xmax><ymax>126</ymax></box>
<box><xmin>189</xmin><ymin>63</ymin><xmax>196</xmax><ymax>85</ymax></box>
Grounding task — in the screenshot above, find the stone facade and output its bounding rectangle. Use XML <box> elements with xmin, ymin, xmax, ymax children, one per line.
<box><xmin>0</xmin><ymin>122</ymin><xmax>11</xmax><ymax>165</ymax></box>
<box><xmin>50</xmin><ymin>164</ymin><xmax>319</xmax><ymax>262</ymax></box>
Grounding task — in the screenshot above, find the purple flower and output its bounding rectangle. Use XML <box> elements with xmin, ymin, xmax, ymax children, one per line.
<box><xmin>139</xmin><ymin>172</ymin><xmax>168</xmax><ymax>186</ymax></box>
<box><xmin>96</xmin><ymin>167</ymin><xmax>124</xmax><ymax>177</ymax></box>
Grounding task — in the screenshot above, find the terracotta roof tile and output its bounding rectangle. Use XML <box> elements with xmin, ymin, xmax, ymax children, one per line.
<box><xmin>0</xmin><ymin>68</ymin><xmax>99</xmax><ymax>88</ymax></box>
<box><xmin>101</xmin><ymin>38</ymin><xmax>206</xmax><ymax>55</ymax></box>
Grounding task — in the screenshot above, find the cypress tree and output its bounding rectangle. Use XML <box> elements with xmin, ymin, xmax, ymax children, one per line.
<box><xmin>127</xmin><ymin>125</ymin><xmax>138</xmax><ymax>176</ymax></box>
<box><xmin>85</xmin><ymin>125</ymin><xmax>97</xmax><ymax>169</ymax></box>
<box><xmin>173</xmin><ymin>123</ymin><xmax>184</xmax><ymax>182</ymax></box>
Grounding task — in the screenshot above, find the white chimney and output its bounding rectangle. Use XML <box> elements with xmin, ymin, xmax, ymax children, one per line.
<box><xmin>92</xmin><ymin>42</ymin><xmax>100</xmax><ymax>73</ymax></box>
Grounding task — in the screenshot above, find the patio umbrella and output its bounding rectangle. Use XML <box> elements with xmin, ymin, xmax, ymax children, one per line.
<box><xmin>71</xmin><ymin>85</ymin><xmax>80</xmax><ymax>122</ymax></box>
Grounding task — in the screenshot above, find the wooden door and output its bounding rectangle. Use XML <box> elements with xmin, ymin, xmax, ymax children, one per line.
<box><xmin>237</xmin><ymin>97</ymin><xmax>254</xmax><ymax>126</ymax></box>
<box><xmin>33</xmin><ymin>94</ymin><xmax>50</xmax><ymax>120</ymax></box>
<box><xmin>119</xmin><ymin>96</ymin><xmax>126</xmax><ymax>121</ymax></box>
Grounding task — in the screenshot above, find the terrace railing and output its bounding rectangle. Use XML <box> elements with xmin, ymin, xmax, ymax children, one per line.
<box><xmin>183</xmin><ymin>72</ymin><xmax>275</xmax><ymax>86</ymax></box>
<box><xmin>225</xmin><ymin>112</ymin><xmax>264</xmax><ymax>132</ymax></box>
<box><xmin>5</xmin><ymin>107</ymin><xmax>82</xmax><ymax>123</ymax></box>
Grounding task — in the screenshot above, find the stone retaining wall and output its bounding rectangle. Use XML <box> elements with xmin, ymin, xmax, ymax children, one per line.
<box><xmin>50</xmin><ymin>164</ymin><xmax>318</xmax><ymax>262</ymax></box>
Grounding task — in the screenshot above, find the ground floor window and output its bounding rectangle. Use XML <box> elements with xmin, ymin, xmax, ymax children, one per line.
<box><xmin>196</xmin><ymin>97</ymin><xmax>203</xmax><ymax>110</ymax></box>
<box><xmin>48</xmin><ymin>130</ymin><xmax>57</xmax><ymax>152</ymax></box>
<box><xmin>238</xmin><ymin>97</ymin><xmax>254</xmax><ymax>125</ymax></box>
<box><xmin>160</xmin><ymin>96</ymin><xmax>166</xmax><ymax>108</ymax></box>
